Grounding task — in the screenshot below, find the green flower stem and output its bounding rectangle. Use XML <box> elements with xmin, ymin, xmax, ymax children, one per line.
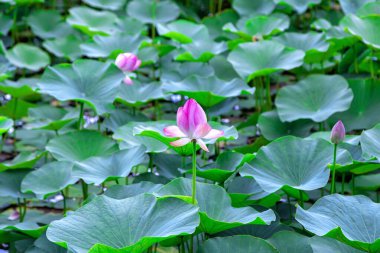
<box><xmin>81</xmin><ymin>179</ymin><xmax>88</xmax><ymax>202</ymax></box>
<box><xmin>299</xmin><ymin>191</ymin><xmax>304</xmax><ymax>208</ymax></box>
<box><xmin>341</xmin><ymin>173</ymin><xmax>345</xmax><ymax>194</ymax></box>
<box><xmin>330</xmin><ymin>144</ymin><xmax>338</xmax><ymax>194</ymax></box>
<box><xmin>265</xmin><ymin>76</ymin><xmax>272</xmax><ymax>109</ymax></box>
<box><xmin>370</xmin><ymin>48</ymin><xmax>376</xmax><ymax>79</ymax></box>
<box><xmin>78</xmin><ymin>102</ymin><xmax>84</xmax><ymax>130</ymax></box>
<box><xmin>191</xmin><ymin>140</ymin><xmax>197</xmax><ymax>205</ymax></box>
<box><xmin>190</xmin><ymin>140</ymin><xmax>197</xmax><ymax>253</ymax></box>
<box><xmin>61</xmin><ymin>190</ymin><xmax>67</xmax><ymax>215</ymax></box>
<box><xmin>218</xmin><ymin>0</ymin><xmax>223</xmax><ymax>13</ymax></box>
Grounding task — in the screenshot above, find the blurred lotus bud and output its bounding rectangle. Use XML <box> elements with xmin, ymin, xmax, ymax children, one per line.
<box><xmin>115</xmin><ymin>53</ymin><xmax>141</xmax><ymax>72</ymax></box>
<box><xmin>330</xmin><ymin>120</ymin><xmax>345</xmax><ymax>144</ymax></box>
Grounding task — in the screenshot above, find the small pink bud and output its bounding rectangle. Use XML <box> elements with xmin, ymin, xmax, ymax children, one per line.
<box><xmin>330</xmin><ymin>120</ymin><xmax>345</xmax><ymax>144</ymax></box>
<box><xmin>115</xmin><ymin>53</ymin><xmax>141</xmax><ymax>72</ymax></box>
<box><xmin>8</xmin><ymin>210</ymin><xmax>20</xmax><ymax>221</ymax></box>
<box><xmin>123</xmin><ymin>75</ymin><xmax>133</xmax><ymax>85</ymax></box>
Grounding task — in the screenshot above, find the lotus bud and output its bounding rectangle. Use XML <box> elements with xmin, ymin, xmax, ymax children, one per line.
<box><xmin>330</xmin><ymin>120</ymin><xmax>345</xmax><ymax>144</ymax></box>
<box><xmin>115</xmin><ymin>53</ymin><xmax>141</xmax><ymax>72</ymax></box>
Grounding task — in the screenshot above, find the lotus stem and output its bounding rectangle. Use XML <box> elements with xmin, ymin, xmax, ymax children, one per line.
<box><xmin>265</xmin><ymin>76</ymin><xmax>272</xmax><ymax>109</ymax></box>
<box><xmin>78</xmin><ymin>102</ymin><xmax>84</xmax><ymax>130</ymax></box>
<box><xmin>341</xmin><ymin>173</ymin><xmax>345</xmax><ymax>194</ymax></box>
<box><xmin>330</xmin><ymin>144</ymin><xmax>338</xmax><ymax>194</ymax></box>
<box><xmin>61</xmin><ymin>190</ymin><xmax>67</xmax><ymax>215</ymax></box>
<box><xmin>370</xmin><ymin>48</ymin><xmax>376</xmax><ymax>79</ymax></box>
<box><xmin>352</xmin><ymin>174</ymin><xmax>356</xmax><ymax>195</ymax></box>
<box><xmin>81</xmin><ymin>179</ymin><xmax>88</xmax><ymax>202</ymax></box>
<box><xmin>218</xmin><ymin>0</ymin><xmax>223</xmax><ymax>13</ymax></box>
<box><xmin>191</xmin><ymin>141</ymin><xmax>197</xmax><ymax>204</ymax></box>
<box><xmin>299</xmin><ymin>191</ymin><xmax>304</xmax><ymax>208</ymax></box>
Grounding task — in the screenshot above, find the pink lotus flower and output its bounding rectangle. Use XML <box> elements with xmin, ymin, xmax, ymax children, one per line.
<box><xmin>331</xmin><ymin>120</ymin><xmax>345</xmax><ymax>144</ymax></box>
<box><xmin>115</xmin><ymin>53</ymin><xmax>141</xmax><ymax>72</ymax></box>
<box><xmin>164</xmin><ymin>99</ymin><xmax>224</xmax><ymax>152</ymax></box>
<box><xmin>115</xmin><ymin>53</ymin><xmax>141</xmax><ymax>85</ymax></box>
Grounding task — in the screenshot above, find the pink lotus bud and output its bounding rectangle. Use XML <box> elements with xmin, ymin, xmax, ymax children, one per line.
<box><xmin>115</xmin><ymin>53</ymin><xmax>141</xmax><ymax>72</ymax></box>
<box><xmin>123</xmin><ymin>75</ymin><xmax>133</xmax><ymax>85</ymax></box>
<box><xmin>330</xmin><ymin>120</ymin><xmax>345</xmax><ymax>144</ymax></box>
<box><xmin>163</xmin><ymin>99</ymin><xmax>224</xmax><ymax>152</ymax></box>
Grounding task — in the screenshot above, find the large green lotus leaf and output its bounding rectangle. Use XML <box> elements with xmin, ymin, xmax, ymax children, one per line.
<box><xmin>232</xmin><ymin>0</ymin><xmax>276</xmax><ymax>16</ymax></box>
<box><xmin>25</xmin><ymin>233</ymin><xmax>66</xmax><ymax>253</ymax></box>
<box><xmin>340</xmin><ymin>14</ymin><xmax>380</xmax><ymax>49</ymax></box>
<box><xmin>46</xmin><ymin>194</ymin><xmax>199</xmax><ymax>253</ymax></box>
<box><xmin>0</xmin><ymin>151</ymin><xmax>45</xmax><ymax>172</ymax></box>
<box><xmin>272</xmin><ymin>32</ymin><xmax>329</xmax><ymax>63</ymax></box>
<box><xmin>83</xmin><ymin>0</ymin><xmax>126</xmax><ymax>10</ymax></box>
<box><xmin>339</xmin><ymin>0</ymin><xmax>374</xmax><ymax>14</ymax></box>
<box><xmin>26</xmin><ymin>10</ymin><xmax>73</xmax><ymax>39</ymax></box>
<box><xmin>67</xmin><ymin>7</ymin><xmax>119</xmax><ymax>36</ymax></box>
<box><xmin>0</xmin><ymin>116</ymin><xmax>12</xmax><ymax>135</ymax></box>
<box><xmin>21</xmin><ymin>161</ymin><xmax>76</xmax><ymax>198</ymax></box>
<box><xmin>242</xmin><ymin>136</ymin><xmax>333</xmax><ymax>193</ymax></box>
<box><xmin>0</xmin><ymin>14</ymin><xmax>12</xmax><ymax>35</ymax></box>
<box><xmin>275</xmin><ymin>75</ymin><xmax>353</xmax><ymax>122</ymax></box>
<box><xmin>0</xmin><ymin>77</ymin><xmax>39</xmax><ymax>98</ymax></box>
<box><xmin>5</xmin><ymin>44</ymin><xmax>50</xmax><ymax>71</ymax></box>
<box><xmin>355</xmin><ymin>173</ymin><xmax>380</xmax><ymax>191</ymax></box>
<box><xmin>175</xmin><ymin>39</ymin><xmax>227</xmax><ymax>62</ymax></box>
<box><xmin>227</xmin><ymin>41</ymin><xmax>304</xmax><ymax>81</ymax></box>
<box><xmin>26</xmin><ymin>106</ymin><xmax>77</xmax><ymax>131</ymax></box>
<box><xmin>360</xmin><ymin>123</ymin><xmax>380</xmax><ymax>160</ymax></box>
<box><xmin>73</xmin><ymin>147</ymin><xmax>148</xmax><ymax>185</ymax></box>
<box><xmin>227</xmin><ymin>176</ymin><xmax>280</xmax><ymax>208</ymax></box>
<box><xmin>202</xmin><ymin>9</ymin><xmax>239</xmax><ymax>40</ymax></box>
<box><xmin>330</xmin><ymin>79</ymin><xmax>380</xmax><ymax>131</ymax></box>
<box><xmin>133</xmin><ymin>120</ymin><xmax>237</xmax><ymax>156</ymax></box>
<box><xmin>274</xmin><ymin>0</ymin><xmax>321</xmax><ymax>14</ymax></box>
<box><xmin>185</xmin><ymin>152</ymin><xmax>248</xmax><ymax>183</ymax></box>
<box><xmin>268</xmin><ymin>231</ymin><xmax>362</xmax><ymax>253</ymax></box>
<box><xmin>199</xmin><ymin>235</ymin><xmax>278</xmax><ymax>253</ymax></box>
<box><xmin>0</xmin><ymin>99</ymin><xmax>36</xmax><ymax>119</ymax></box>
<box><xmin>296</xmin><ymin>194</ymin><xmax>380</xmax><ymax>252</ymax></box>
<box><xmin>157</xmin><ymin>178</ymin><xmax>275</xmax><ymax>234</ymax></box>
<box><xmin>312</xmin><ymin>18</ymin><xmax>332</xmax><ymax>31</ymax></box>
<box><xmin>310</xmin><ymin>236</ymin><xmax>366</xmax><ymax>253</ymax></box>
<box><xmin>37</xmin><ymin>60</ymin><xmax>123</xmax><ymax>115</ymax></box>
<box><xmin>43</xmin><ymin>35</ymin><xmax>82</xmax><ymax>61</ymax></box>
<box><xmin>81</xmin><ymin>33</ymin><xmax>147</xmax><ymax>58</ymax></box>
<box><xmin>153</xmin><ymin>153</ymin><xmax>184</xmax><ymax>179</ymax></box>
<box><xmin>215</xmin><ymin>219</ymin><xmax>292</xmax><ymax>239</ymax></box>
<box><xmin>116</xmin><ymin>81</ymin><xmax>165</xmax><ymax>106</ymax></box>
<box><xmin>105</xmin><ymin>182</ymin><xmax>163</xmax><ymax>199</ymax></box>
<box><xmin>269</xmin><ymin>231</ymin><xmax>313</xmax><ymax>253</ymax></box>
<box><xmin>258</xmin><ymin>110</ymin><xmax>314</xmax><ymax>141</ymax></box>
<box><xmin>161</xmin><ymin>62</ymin><xmax>213</xmax><ymax>82</ymax></box>
<box><xmin>162</xmin><ymin>75</ymin><xmax>252</xmax><ymax>108</ymax></box>
<box><xmin>127</xmin><ymin>0</ymin><xmax>180</xmax><ymax>25</ymax></box>
<box><xmin>0</xmin><ymin>171</ymin><xmax>35</xmax><ymax>198</ymax></box>
<box><xmin>224</xmin><ymin>14</ymin><xmax>289</xmax><ymax>39</ymax></box>
<box><xmin>46</xmin><ymin>130</ymin><xmax>118</xmax><ymax>162</ymax></box>
<box><xmin>157</xmin><ymin>19</ymin><xmax>208</xmax><ymax>43</ymax></box>
<box><xmin>357</xmin><ymin>2</ymin><xmax>380</xmax><ymax>17</ymax></box>
<box><xmin>102</xmin><ymin>108</ymin><xmax>149</xmax><ymax>132</ymax></box>
<box><xmin>157</xmin><ymin>20</ymin><xmax>226</xmax><ymax>62</ymax></box>
<box><xmin>0</xmin><ymin>209</ymin><xmax>61</xmax><ymax>239</ymax></box>
<box><xmin>113</xmin><ymin>122</ymin><xmax>167</xmax><ymax>153</ymax></box>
